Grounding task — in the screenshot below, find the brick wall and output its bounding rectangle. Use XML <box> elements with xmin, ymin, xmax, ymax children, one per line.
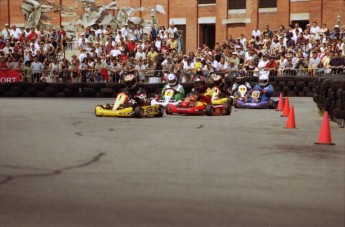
<box><xmin>1</xmin><ymin>0</ymin><xmax>344</xmax><ymax>53</ymax></box>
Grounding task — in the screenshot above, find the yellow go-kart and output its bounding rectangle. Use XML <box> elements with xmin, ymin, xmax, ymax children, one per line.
<box><xmin>205</xmin><ymin>86</ymin><xmax>232</xmax><ymax>116</ymax></box>
<box><xmin>95</xmin><ymin>92</ymin><xmax>164</xmax><ymax>118</ymax></box>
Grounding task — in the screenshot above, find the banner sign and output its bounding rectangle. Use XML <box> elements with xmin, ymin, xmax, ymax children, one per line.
<box><xmin>0</xmin><ymin>70</ymin><xmax>21</xmax><ymax>83</ymax></box>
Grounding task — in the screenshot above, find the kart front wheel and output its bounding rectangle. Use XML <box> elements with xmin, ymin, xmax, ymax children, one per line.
<box><xmin>268</xmin><ymin>99</ymin><xmax>274</xmax><ymax>109</ymax></box>
<box><xmin>154</xmin><ymin>105</ymin><xmax>164</xmax><ymax>117</ymax></box>
<box><xmin>205</xmin><ymin>104</ymin><xmax>214</xmax><ymax>116</ymax></box>
<box><xmin>133</xmin><ymin>106</ymin><xmax>144</xmax><ymax>118</ymax></box>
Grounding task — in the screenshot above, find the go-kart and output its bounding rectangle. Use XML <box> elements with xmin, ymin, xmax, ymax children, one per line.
<box><xmin>230</xmin><ymin>85</ymin><xmax>249</xmax><ymax>106</ymax></box>
<box><xmin>95</xmin><ymin>92</ymin><xmax>164</xmax><ymax>118</ymax></box>
<box><xmin>166</xmin><ymin>87</ymin><xmax>231</xmax><ymax>116</ymax></box>
<box><xmin>150</xmin><ymin>88</ymin><xmax>182</xmax><ymax>107</ymax></box>
<box><xmin>235</xmin><ymin>89</ymin><xmax>277</xmax><ymax>109</ymax></box>
<box><xmin>205</xmin><ymin>86</ymin><xmax>232</xmax><ymax>116</ymax></box>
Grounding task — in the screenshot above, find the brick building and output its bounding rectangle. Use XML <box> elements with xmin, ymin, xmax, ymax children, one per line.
<box><xmin>0</xmin><ymin>0</ymin><xmax>344</xmax><ymax>53</ymax></box>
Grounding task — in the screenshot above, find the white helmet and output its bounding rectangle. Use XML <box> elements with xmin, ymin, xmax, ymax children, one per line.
<box><xmin>167</xmin><ymin>74</ymin><xmax>177</xmax><ymax>86</ymax></box>
<box><xmin>259</xmin><ymin>74</ymin><xmax>269</xmax><ymax>86</ymax></box>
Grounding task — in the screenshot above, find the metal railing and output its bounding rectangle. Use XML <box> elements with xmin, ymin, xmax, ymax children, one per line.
<box><xmin>1</xmin><ymin>67</ymin><xmax>344</xmax><ymax>84</ymax></box>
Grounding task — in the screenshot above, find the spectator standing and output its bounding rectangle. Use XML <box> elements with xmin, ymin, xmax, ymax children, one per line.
<box><xmin>135</xmin><ymin>59</ymin><xmax>146</xmax><ymax>83</ymax></box>
<box><xmin>120</xmin><ymin>24</ymin><xmax>130</xmax><ymax>38</ymax></box>
<box><xmin>10</xmin><ymin>25</ymin><xmax>22</xmax><ymax>41</ymax></box>
<box><xmin>2</xmin><ymin>24</ymin><xmax>10</xmax><ymax>40</ymax></box>
<box><xmin>30</xmin><ymin>56</ymin><xmax>44</xmax><ymax>82</ymax></box>
<box><xmin>251</xmin><ymin>27</ymin><xmax>261</xmax><ymax>39</ymax></box>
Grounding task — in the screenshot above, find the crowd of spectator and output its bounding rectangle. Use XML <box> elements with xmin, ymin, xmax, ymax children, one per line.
<box><xmin>0</xmin><ymin>21</ymin><xmax>344</xmax><ymax>83</ymax></box>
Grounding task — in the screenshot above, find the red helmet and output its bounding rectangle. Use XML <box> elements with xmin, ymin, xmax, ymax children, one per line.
<box><xmin>194</xmin><ymin>76</ymin><xmax>207</xmax><ymax>93</ymax></box>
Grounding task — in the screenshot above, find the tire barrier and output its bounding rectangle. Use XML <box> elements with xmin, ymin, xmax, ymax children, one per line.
<box><xmin>313</xmin><ymin>74</ymin><xmax>345</xmax><ymax>125</ymax></box>
<box><xmin>0</xmin><ymin>76</ymin><xmax>342</xmax><ymax>100</ymax></box>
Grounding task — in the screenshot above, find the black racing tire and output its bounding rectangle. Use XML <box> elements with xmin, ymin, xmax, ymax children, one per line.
<box><xmin>49</xmin><ymin>83</ymin><xmax>66</xmax><ymax>89</ymax></box>
<box><xmin>287</xmin><ymin>81</ymin><xmax>295</xmax><ymax>87</ymax></box>
<box><xmin>306</xmin><ymin>92</ymin><xmax>314</xmax><ymax>97</ymax></box>
<box><xmin>45</xmin><ymin>87</ymin><xmax>58</xmax><ymax>95</ymax></box>
<box><xmin>27</xmin><ymin>87</ymin><xmax>38</xmax><ymax>95</ymax></box>
<box><xmin>287</xmin><ymin>91</ymin><xmax>296</xmax><ymax>97</ymax></box>
<box><xmin>282</xmin><ymin>86</ymin><xmax>289</xmax><ymax>92</ymax></box>
<box><xmin>166</xmin><ymin>105</ymin><xmax>173</xmax><ymax>115</ymax></box>
<box><xmin>303</xmin><ymin>87</ymin><xmax>311</xmax><ymax>93</ymax></box>
<box><xmin>296</xmin><ymin>81</ymin><xmax>305</xmax><ymax>88</ymax></box>
<box><xmin>56</xmin><ymin>92</ymin><xmax>67</xmax><ymax>97</ymax></box>
<box><xmin>100</xmin><ymin>88</ymin><xmax>114</xmax><ymax>96</ymax></box>
<box><xmin>10</xmin><ymin>87</ymin><xmax>23</xmax><ymax>94</ymax></box>
<box><xmin>154</xmin><ymin>105</ymin><xmax>164</xmax><ymax>117</ymax></box>
<box><xmin>133</xmin><ymin>106</ymin><xmax>144</xmax><ymax>118</ymax></box>
<box><xmin>278</xmin><ymin>82</ymin><xmax>286</xmax><ymax>87</ymax></box>
<box><xmin>3</xmin><ymin>92</ymin><xmax>20</xmax><ymax>97</ymax></box>
<box><xmin>268</xmin><ymin>99</ymin><xmax>275</xmax><ymax>109</ymax></box>
<box><xmin>205</xmin><ymin>104</ymin><xmax>214</xmax><ymax>116</ymax></box>
<box><xmin>223</xmin><ymin>103</ymin><xmax>231</xmax><ymax>115</ymax></box>
<box><xmin>63</xmin><ymin>88</ymin><xmax>76</xmax><ymax>97</ymax></box>
<box><xmin>37</xmin><ymin>92</ymin><xmax>49</xmax><ymax>97</ymax></box>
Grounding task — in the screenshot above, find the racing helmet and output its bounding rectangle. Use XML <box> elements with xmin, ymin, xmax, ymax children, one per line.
<box><xmin>167</xmin><ymin>74</ymin><xmax>177</xmax><ymax>87</ymax></box>
<box><xmin>259</xmin><ymin>74</ymin><xmax>269</xmax><ymax>86</ymax></box>
<box><xmin>194</xmin><ymin>76</ymin><xmax>207</xmax><ymax>93</ymax></box>
<box><xmin>236</xmin><ymin>75</ymin><xmax>245</xmax><ymax>85</ymax></box>
<box><xmin>124</xmin><ymin>74</ymin><xmax>137</xmax><ymax>90</ymax></box>
<box><xmin>213</xmin><ymin>74</ymin><xmax>224</xmax><ymax>87</ymax></box>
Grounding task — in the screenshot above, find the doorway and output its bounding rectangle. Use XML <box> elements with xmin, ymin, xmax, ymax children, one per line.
<box><xmin>175</xmin><ymin>25</ymin><xmax>186</xmax><ymax>54</ymax></box>
<box><xmin>199</xmin><ymin>24</ymin><xmax>215</xmax><ymax>49</ymax></box>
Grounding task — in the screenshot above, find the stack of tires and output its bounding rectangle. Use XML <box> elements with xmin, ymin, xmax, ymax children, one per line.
<box><xmin>272</xmin><ymin>76</ymin><xmax>315</xmax><ymax>97</ymax></box>
<box><xmin>313</xmin><ymin>75</ymin><xmax>345</xmax><ymax>123</ymax></box>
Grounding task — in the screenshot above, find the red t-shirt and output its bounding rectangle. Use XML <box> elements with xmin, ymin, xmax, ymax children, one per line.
<box><xmin>27</xmin><ymin>32</ymin><xmax>38</xmax><ymax>41</ymax></box>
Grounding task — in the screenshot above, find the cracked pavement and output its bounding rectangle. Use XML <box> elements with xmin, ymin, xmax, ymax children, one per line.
<box><xmin>0</xmin><ymin>98</ymin><xmax>344</xmax><ymax>227</ymax></box>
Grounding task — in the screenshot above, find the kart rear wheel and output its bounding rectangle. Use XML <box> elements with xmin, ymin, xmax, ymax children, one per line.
<box><xmin>166</xmin><ymin>105</ymin><xmax>173</xmax><ymax>115</ymax></box>
<box><xmin>223</xmin><ymin>103</ymin><xmax>232</xmax><ymax>115</ymax></box>
<box><xmin>154</xmin><ymin>105</ymin><xmax>164</xmax><ymax>117</ymax></box>
<box><xmin>268</xmin><ymin>99</ymin><xmax>274</xmax><ymax>109</ymax></box>
<box><xmin>133</xmin><ymin>106</ymin><xmax>144</xmax><ymax>118</ymax></box>
<box><xmin>205</xmin><ymin>104</ymin><xmax>214</xmax><ymax>116</ymax></box>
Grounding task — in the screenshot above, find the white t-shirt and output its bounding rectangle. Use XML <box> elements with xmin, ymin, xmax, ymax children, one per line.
<box><xmin>110</xmin><ymin>49</ymin><xmax>121</xmax><ymax>58</ymax></box>
<box><xmin>310</xmin><ymin>26</ymin><xmax>320</xmax><ymax>34</ymax></box>
<box><xmin>10</xmin><ymin>29</ymin><xmax>22</xmax><ymax>39</ymax></box>
<box><xmin>252</xmin><ymin>29</ymin><xmax>261</xmax><ymax>38</ymax></box>
<box><xmin>135</xmin><ymin>51</ymin><xmax>146</xmax><ymax>60</ymax></box>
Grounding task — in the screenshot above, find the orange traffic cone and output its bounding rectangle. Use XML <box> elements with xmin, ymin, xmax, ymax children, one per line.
<box><xmin>275</xmin><ymin>93</ymin><xmax>284</xmax><ymax>111</ymax></box>
<box><xmin>315</xmin><ymin>111</ymin><xmax>335</xmax><ymax>145</ymax></box>
<box><xmin>285</xmin><ymin>106</ymin><xmax>296</xmax><ymax>129</ymax></box>
<box><xmin>281</xmin><ymin>97</ymin><xmax>290</xmax><ymax>117</ymax></box>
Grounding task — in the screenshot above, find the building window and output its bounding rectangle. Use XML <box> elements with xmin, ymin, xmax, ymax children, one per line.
<box><xmin>259</xmin><ymin>0</ymin><xmax>277</xmax><ymax>8</ymax></box>
<box><xmin>198</xmin><ymin>0</ymin><xmax>216</xmax><ymax>4</ymax></box>
<box><xmin>228</xmin><ymin>0</ymin><xmax>246</xmax><ymax>9</ymax></box>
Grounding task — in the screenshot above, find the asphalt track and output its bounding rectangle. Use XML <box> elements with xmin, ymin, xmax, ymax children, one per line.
<box><xmin>0</xmin><ymin>97</ymin><xmax>344</xmax><ymax>227</ymax></box>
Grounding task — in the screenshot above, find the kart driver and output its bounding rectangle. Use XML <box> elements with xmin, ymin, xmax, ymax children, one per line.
<box><xmin>231</xmin><ymin>74</ymin><xmax>252</xmax><ymax>95</ymax></box>
<box><xmin>248</xmin><ymin>74</ymin><xmax>274</xmax><ymax>102</ymax></box>
<box><xmin>122</xmin><ymin>74</ymin><xmax>149</xmax><ymax>106</ymax></box>
<box><xmin>190</xmin><ymin>76</ymin><xmax>212</xmax><ymax>104</ymax></box>
<box><xmin>212</xmin><ymin>74</ymin><xmax>231</xmax><ymax>98</ymax></box>
<box><xmin>161</xmin><ymin>74</ymin><xmax>185</xmax><ymax>101</ymax></box>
